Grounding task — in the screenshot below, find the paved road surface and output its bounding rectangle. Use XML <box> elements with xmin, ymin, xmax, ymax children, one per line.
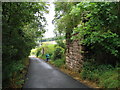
<box><xmin>23</xmin><ymin>57</ymin><xmax>92</xmax><ymax>89</ymax></box>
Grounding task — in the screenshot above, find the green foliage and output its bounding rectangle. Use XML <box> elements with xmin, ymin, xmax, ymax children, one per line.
<box><xmin>54</xmin><ymin>2</ymin><xmax>120</xmax><ymax>64</ymax></box>
<box><xmin>31</xmin><ymin>44</ymin><xmax>55</xmax><ymax>60</ymax></box>
<box><xmin>50</xmin><ymin>59</ymin><xmax>65</xmax><ymax>67</ymax></box>
<box><xmin>2</xmin><ymin>2</ymin><xmax>48</xmax><ymax>61</ymax></box>
<box><xmin>2</xmin><ymin>2</ymin><xmax>48</xmax><ymax>88</ymax></box>
<box><xmin>30</xmin><ymin>49</ymin><xmax>37</xmax><ymax>56</ymax></box>
<box><xmin>3</xmin><ymin>58</ymin><xmax>28</xmax><ymax>88</ymax></box>
<box><xmin>36</xmin><ymin>50</ymin><xmax>41</xmax><ymax>57</ymax></box>
<box><xmin>42</xmin><ymin>44</ymin><xmax>55</xmax><ymax>57</ymax></box>
<box><xmin>71</xmin><ymin>2</ymin><xmax>120</xmax><ymax>59</ymax></box>
<box><xmin>56</xmin><ymin>40</ymin><xmax>66</xmax><ymax>50</ymax></box>
<box><xmin>52</xmin><ymin>46</ymin><xmax>65</xmax><ymax>60</ymax></box>
<box><xmin>80</xmin><ymin>61</ymin><xmax>120</xmax><ymax>88</ymax></box>
<box><xmin>99</xmin><ymin>68</ymin><xmax>120</xmax><ymax>88</ymax></box>
<box><xmin>54</xmin><ymin>2</ymin><xmax>80</xmax><ymax>40</ymax></box>
<box><xmin>16</xmin><ymin>80</ymin><xmax>24</xmax><ymax>85</ymax></box>
<box><xmin>54</xmin><ymin>3</ymin><xmax>120</xmax><ymax>88</ymax></box>
<box><xmin>43</xmin><ymin>44</ymin><xmax>55</xmax><ymax>56</ymax></box>
<box><xmin>3</xmin><ymin>60</ymin><xmax>24</xmax><ymax>80</ymax></box>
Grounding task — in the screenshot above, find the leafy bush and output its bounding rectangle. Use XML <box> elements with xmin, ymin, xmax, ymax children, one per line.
<box><xmin>70</xmin><ymin>2</ymin><xmax>120</xmax><ymax>64</ymax></box>
<box><xmin>3</xmin><ymin>60</ymin><xmax>25</xmax><ymax>80</ymax></box>
<box><xmin>52</xmin><ymin>46</ymin><xmax>65</xmax><ymax>60</ymax></box>
<box><xmin>56</xmin><ymin>40</ymin><xmax>66</xmax><ymax>50</ymax></box>
<box><xmin>80</xmin><ymin>61</ymin><xmax>120</xmax><ymax>88</ymax></box>
<box><xmin>80</xmin><ymin>61</ymin><xmax>99</xmax><ymax>81</ymax></box>
<box><xmin>99</xmin><ymin>69</ymin><xmax>120</xmax><ymax>88</ymax></box>
<box><xmin>50</xmin><ymin>59</ymin><xmax>65</xmax><ymax>67</ymax></box>
<box><xmin>2</xmin><ymin>2</ymin><xmax>48</xmax><ymax>88</ymax></box>
<box><xmin>3</xmin><ymin>58</ymin><xmax>29</xmax><ymax>88</ymax></box>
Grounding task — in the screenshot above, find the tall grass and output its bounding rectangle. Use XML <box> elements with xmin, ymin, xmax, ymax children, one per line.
<box><xmin>50</xmin><ymin>59</ymin><xmax>65</xmax><ymax>67</ymax></box>
<box><xmin>80</xmin><ymin>61</ymin><xmax>120</xmax><ymax>88</ymax></box>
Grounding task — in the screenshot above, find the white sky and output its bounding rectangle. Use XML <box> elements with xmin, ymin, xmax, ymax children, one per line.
<box><xmin>43</xmin><ymin>2</ymin><xmax>55</xmax><ymax>38</ymax></box>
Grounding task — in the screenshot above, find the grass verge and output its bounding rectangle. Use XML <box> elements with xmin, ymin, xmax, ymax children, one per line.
<box><xmin>49</xmin><ymin>59</ymin><xmax>65</xmax><ymax>68</ymax></box>
<box><xmin>48</xmin><ymin>60</ymin><xmax>120</xmax><ymax>88</ymax></box>
<box><xmin>80</xmin><ymin>61</ymin><xmax>120</xmax><ymax>88</ymax></box>
<box><xmin>48</xmin><ymin>59</ymin><xmax>99</xmax><ymax>88</ymax></box>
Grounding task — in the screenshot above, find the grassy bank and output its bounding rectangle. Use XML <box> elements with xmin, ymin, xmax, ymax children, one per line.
<box><xmin>80</xmin><ymin>61</ymin><xmax>120</xmax><ymax>88</ymax></box>
<box><xmin>3</xmin><ymin>58</ymin><xmax>29</xmax><ymax>88</ymax></box>
<box><xmin>49</xmin><ymin>59</ymin><xmax>65</xmax><ymax>68</ymax></box>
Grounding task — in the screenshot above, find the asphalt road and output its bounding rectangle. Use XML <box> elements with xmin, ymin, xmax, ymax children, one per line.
<box><xmin>23</xmin><ymin>57</ymin><xmax>92</xmax><ymax>89</ymax></box>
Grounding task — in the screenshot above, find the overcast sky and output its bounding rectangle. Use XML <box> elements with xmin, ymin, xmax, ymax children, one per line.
<box><xmin>43</xmin><ymin>2</ymin><xmax>55</xmax><ymax>38</ymax></box>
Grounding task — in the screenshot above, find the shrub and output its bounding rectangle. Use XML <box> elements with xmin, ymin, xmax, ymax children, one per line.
<box><xmin>56</xmin><ymin>40</ymin><xmax>66</xmax><ymax>50</ymax></box>
<box><xmin>51</xmin><ymin>59</ymin><xmax>65</xmax><ymax>67</ymax></box>
<box><xmin>3</xmin><ymin>58</ymin><xmax>29</xmax><ymax>88</ymax></box>
<box><xmin>99</xmin><ymin>68</ymin><xmax>120</xmax><ymax>88</ymax></box>
<box><xmin>52</xmin><ymin>46</ymin><xmax>65</xmax><ymax>60</ymax></box>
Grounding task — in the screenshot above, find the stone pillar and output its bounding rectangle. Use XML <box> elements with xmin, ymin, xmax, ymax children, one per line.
<box><xmin>66</xmin><ymin>40</ymin><xmax>84</xmax><ymax>72</ymax></box>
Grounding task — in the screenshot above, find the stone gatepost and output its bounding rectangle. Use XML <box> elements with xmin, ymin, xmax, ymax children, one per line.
<box><xmin>66</xmin><ymin>40</ymin><xmax>84</xmax><ymax>72</ymax></box>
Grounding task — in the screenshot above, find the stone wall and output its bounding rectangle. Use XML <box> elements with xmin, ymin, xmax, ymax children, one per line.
<box><xmin>66</xmin><ymin>40</ymin><xmax>84</xmax><ymax>72</ymax></box>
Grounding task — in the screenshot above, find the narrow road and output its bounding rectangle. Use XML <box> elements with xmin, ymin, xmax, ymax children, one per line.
<box><xmin>23</xmin><ymin>57</ymin><xmax>92</xmax><ymax>89</ymax></box>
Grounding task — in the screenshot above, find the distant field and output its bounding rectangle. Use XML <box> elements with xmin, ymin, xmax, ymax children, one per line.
<box><xmin>40</xmin><ymin>40</ymin><xmax>65</xmax><ymax>45</ymax></box>
<box><xmin>42</xmin><ymin>41</ymin><xmax>57</xmax><ymax>45</ymax></box>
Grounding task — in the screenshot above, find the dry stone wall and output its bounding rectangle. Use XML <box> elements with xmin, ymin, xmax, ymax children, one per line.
<box><xmin>66</xmin><ymin>40</ymin><xmax>84</xmax><ymax>72</ymax></box>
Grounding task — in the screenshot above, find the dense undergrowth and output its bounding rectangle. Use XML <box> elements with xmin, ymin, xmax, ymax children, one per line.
<box><xmin>2</xmin><ymin>2</ymin><xmax>48</xmax><ymax>88</ymax></box>
<box><xmin>3</xmin><ymin>58</ymin><xmax>29</xmax><ymax>88</ymax></box>
<box><xmin>50</xmin><ymin>59</ymin><xmax>65</xmax><ymax>68</ymax></box>
<box><xmin>80</xmin><ymin>61</ymin><xmax>120</xmax><ymax>88</ymax></box>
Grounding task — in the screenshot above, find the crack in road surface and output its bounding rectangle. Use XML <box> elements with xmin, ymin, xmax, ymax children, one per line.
<box><xmin>23</xmin><ymin>57</ymin><xmax>92</xmax><ymax>89</ymax></box>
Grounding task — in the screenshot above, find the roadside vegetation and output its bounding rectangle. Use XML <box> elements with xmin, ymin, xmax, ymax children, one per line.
<box><xmin>52</xmin><ymin>2</ymin><xmax>120</xmax><ymax>88</ymax></box>
<box><xmin>3</xmin><ymin>58</ymin><xmax>29</xmax><ymax>88</ymax></box>
<box><xmin>31</xmin><ymin>39</ymin><xmax>66</xmax><ymax>68</ymax></box>
<box><xmin>3</xmin><ymin>2</ymin><xmax>120</xmax><ymax>89</ymax></box>
<box><xmin>33</xmin><ymin>41</ymin><xmax>120</xmax><ymax>88</ymax></box>
<box><xmin>81</xmin><ymin>61</ymin><xmax>120</xmax><ymax>88</ymax></box>
<box><xmin>2</xmin><ymin>2</ymin><xmax>48</xmax><ymax>88</ymax></box>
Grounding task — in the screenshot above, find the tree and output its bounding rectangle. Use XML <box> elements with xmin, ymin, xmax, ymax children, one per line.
<box><xmin>2</xmin><ymin>2</ymin><xmax>48</xmax><ymax>61</ymax></box>
<box><xmin>54</xmin><ymin>2</ymin><xmax>120</xmax><ymax>65</ymax></box>
<box><xmin>2</xmin><ymin>2</ymin><xmax>48</xmax><ymax>86</ymax></box>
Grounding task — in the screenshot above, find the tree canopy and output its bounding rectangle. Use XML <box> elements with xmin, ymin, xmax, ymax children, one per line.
<box><xmin>2</xmin><ymin>2</ymin><xmax>48</xmax><ymax>61</ymax></box>
<box><xmin>54</xmin><ymin>2</ymin><xmax>120</xmax><ymax>64</ymax></box>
